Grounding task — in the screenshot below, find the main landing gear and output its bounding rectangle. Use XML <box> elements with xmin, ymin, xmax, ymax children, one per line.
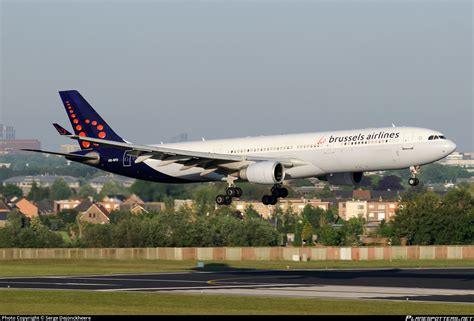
<box><xmin>262</xmin><ymin>184</ymin><xmax>288</xmax><ymax>205</ymax></box>
<box><xmin>408</xmin><ymin>165</ymin><xmax>420</xmax><ymax>186</ymax></box>
<box><xmin>216</xmin><ymin>177</ymin><xmax>243</xmax><ymax>205</ymax></box>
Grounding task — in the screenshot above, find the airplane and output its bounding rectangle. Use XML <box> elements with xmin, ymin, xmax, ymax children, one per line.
<box><xmin>24</xmin><ymin>90</ymin><xmax>457</xmax><ymax>205</ymax></box>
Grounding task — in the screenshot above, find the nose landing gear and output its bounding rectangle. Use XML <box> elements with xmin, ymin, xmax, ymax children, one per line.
<box><xmin>408</xmin><ymin>165</ymin><xmax>420</xmax><ymax>186</ymax></box>
<box><xmin>262</xmin><ymin>184</ymin><xmax>288</xmax><ymax>205</ymax></box>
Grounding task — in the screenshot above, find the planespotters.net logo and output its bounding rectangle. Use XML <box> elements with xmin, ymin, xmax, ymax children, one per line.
<box><xmin>406</xmin><ymin>316</ymin><xmax>474</xmax><ymax>321</ymax></box>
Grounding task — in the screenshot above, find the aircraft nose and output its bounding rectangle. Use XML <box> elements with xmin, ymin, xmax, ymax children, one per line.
<box><xmin>442</xmin><ymin>140</ymin><xmax>456</xmax><ymax>155</ymax></box>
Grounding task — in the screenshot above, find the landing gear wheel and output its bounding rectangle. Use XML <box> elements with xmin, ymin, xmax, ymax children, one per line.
<box><xmin>224</xmin><ymin>195</ymin><xmax>232</xmax><ymax>205</ymax></box>
<box><xmin>279</xmin><ymin>187</ymin><xmax>289</xmax><ymax>198</ymax></box>
<box><xmin>269</xmin><ymin>195</ymin><xmax>278</xmax><ymax>205</ymax></box>
<box><xmin>226</xmin><ymin>187</ymin><xmax>236</xmax><ymax>197</ymax></box>
<box><xmin>262</xmin><ymin>195</ymin><xmax>271</xmax><ymax>205</ymax></box>
<box><xmin>408</xmin><ymin>177</ymin><xmax>419</xmax><ymax>186</ymax></box>
<box><xmin>234</xmin><ymin>187</ymin><xmax>243</xmax><ymax>198</ymax></box>
<box><xmin>271</xmin><ymin>185</ymin><xmax>288</xmax><ymax>198</ymax></box>
<box><xmin>216</xmin><ymin>195</ymin><xmax>226</xmax><ymax>205</ymax></box>
<box><xmin>271</xmin><ymin>185</ymin><xmax>280</xmax><ymax>197</ymax></box>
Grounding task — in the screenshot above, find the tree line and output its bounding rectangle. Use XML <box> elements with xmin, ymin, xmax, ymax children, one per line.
<box><xmin>0</xmin><ymin>187</ymin><xmax>472</xmax><ymax>248</ymax></box>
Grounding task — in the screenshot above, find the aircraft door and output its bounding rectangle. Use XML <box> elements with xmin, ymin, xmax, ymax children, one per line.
<box><xmin>123</xmin><ymin>150</ymin><xmax>133</xmax><ymax>167</ymax></box>
<box><xmin>402</xmin><ymin>132</ymin><xmax>414</xmax><ymax>151</ymax></box>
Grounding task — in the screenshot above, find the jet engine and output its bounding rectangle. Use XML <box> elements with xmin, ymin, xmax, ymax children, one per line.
<box><xmin>325</xmin><ymin>172</ymin><xmax>363</xmax><ymax>185</ymax></box>
<box><xmin>239</xmin><ymin>161</ymin><xmax>285</xmax><ymax>184</ymax></box>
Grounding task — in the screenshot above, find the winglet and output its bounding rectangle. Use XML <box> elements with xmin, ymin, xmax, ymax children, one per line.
<box><xmin>53</xmin><ymin>123</ymin><xmax>73</xmax><ymax>136</ymax></box>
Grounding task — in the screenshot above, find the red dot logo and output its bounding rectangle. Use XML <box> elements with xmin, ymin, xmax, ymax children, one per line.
<box><xmin>73</xmin><ymin>119</ymin><xmax>79</xmax><ymax>124</ymax></box>
<box><xmin>85</xmin><ymin>119</ymin><xmax>90</xmax><ymax>124</ymax></box>
<box><xmin>82</xmin><ymin>141</ymin><xmax>91</xmax><ymax>148</ymax></box>
<box><xmin>76</xmin><ymin>125</ymin><xmax>82</xmax><ymax>131</ymax></box>
<box><xmin>97</xmin><ymin>125</ymin><xmax>104</xmax><ymax>130</ymax></box>
<box><xmin>79</xmin><ymin>132</ymin><xmax>86</xmax><ymax>137</ymax></box>
<box><xmin>92</xmin><ymin>121</ymin><xmax>97</xmax><ymax>126</ymax></box>
<box><xmin>71</xmin><ymin>114</ymin><xmax>76</xmax><ymax>118</ymax></box>
<box><xmin>98</xmin><ymin>132</ymin><xmax>106</xmax><ymax>139</ymax></box>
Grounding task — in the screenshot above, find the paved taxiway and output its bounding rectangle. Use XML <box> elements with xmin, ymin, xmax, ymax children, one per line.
<box><xmin>0</xmin><ymin>268</ymin><xmax>472</xmax><ymax>303</ymax></box>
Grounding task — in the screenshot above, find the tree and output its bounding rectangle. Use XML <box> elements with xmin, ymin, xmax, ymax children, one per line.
<box><xmin>81</xmin><ymin>224</ymin><xmax>113</xmax><ymax>247</ymax></box>
<box><xmin>244</xmin><ymin>204</ymin><xmax>261</xmax><ymax>219</ymax></box>
<box><xmin>99</xmin><ymin>181</ymin><xmax>129</xmax><ymax>199</ymax></box>
<box><xmin>375</xmin><ymin>175</ymin><xmax>404</xmax><ymax>191</ymax></box>
<box><xmin>394</xmin><ymin>189</ymin><xmax>473</xmax><ymax>245</ymax></box>
<box><xmin>301</xmin><ymin>222</ymin><xmax>313</xmax><ymax>246</ymax></box>
<box><xmin>193</xmin><ymin>184</ymin><xmax>219</xmax><ymax>216</ymax></box>
<box><xmin>293</xmin><ymin>221</ymin><xmax>303</xmax><ymax>246</ymax></box>
<box><xmin>49</xmin><ymin>178</ymin><xmax>73</xmax><ymax>200</ymax></box>
<box><xmin>57</xmin><ymin>209</ymin><xmax>79</xmax><ymax>224</ymax></box>
<box><xmin>243</xmin><ymin>218</ymin><xmax>278</xmax><ymax>246</ymax></box>
<box><xmin>78</xmin><ymin>184</ymin><xmax>98</xmax><ymax>200</ymax></box>
<box><xmin>342</xmin><ymin>217</ymin><xmax>365</xmax><ymax>246</ymax></box>
<box><xmin>302</xmin><ymin>205</ymin><xmax>324</xmax><ymax>229</ymax></box>
<box><xmin>316</xmin><ymin>185</ymin><xmax>335</xmax><ymax>199</ymax></box>
<box><xmin>1</xmin><ymin>184</ymin><xmax>23</xmax><ymax>199</ymax></box>
<box><xmin>317</xmin><ymin>225</ymin><xmax>343</xmax><ymax>246</ymax></box>
<box><xmin>27</xmin><ymin>182</ymin><xmax>49</xmax><ymax>201</ymax></box>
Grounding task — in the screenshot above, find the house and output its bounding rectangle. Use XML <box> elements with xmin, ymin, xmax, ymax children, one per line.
<box><xmin>174</xmin><ymin>199</ymin><xmax>194</xmax><ymax>211</ymax></box>
<box><xmin>366</xmin><ymin>200</ymin><xmax>399</xmax><ymax>222</ymax></box>
<box><xmin>338</xmin><ymin>199</ymin><xmax>399</xmax><ymax>223</ymax></box>
<box><xmin>352</xmin><ymin>189</ymin><xmax>371</xmax><ymax>201</ymax></box>
<box><xmin>36</xmin><ymin>199</ymin><xmax>55</xmax><ymax>215</ymax></box>
<box><xmin>88</xmin><ymin>174</ymin><xmax>135</xmax><ymax>193</ymax></box>
<box><xmin>278</xmin><ymin>198</ymin><xmax>331</xmax><ymax>214</ymax></box>
<box><xmin>338</xmin><ymin>200</ymin><xmax>367</xmax><ymax>221</ymax></box>
<box><xmin>0</xmin><ymin>199</ymin><xmax>12</xmax><ymax>227</ymax></box>
<box><xmin>75</xmin><ymin>199</ymin><xmax>93</xmax><ymax>213</ymax></box>
<box><xmin>123</xmin><ymin>194</ymin><xmax>144</xmax><ymax>206</ymax></box>
<box><xmin>54</xmin><ymin>199</ymin><xmax>82</xmax><ymax>213</ymax></box>
<box><xmin>15</xmin><ymin>198</ymin><xmax>38</xmax><ymax>219</ymax></box>
<box><xmin>121</xmin><ymin>203</ymin><xmax>148</xmax><ymax>215</ymax></box>
<box><xmin>78</xmin><ymin>203</ymin><xmax>110</xmax><ymax>224</ymax></box>
<box><xmin>100</xmin><ymin>195</ymin><xmax>124</xmax><ymax>211</ymax></box>
<box><xmin>3</xmin><ymin>175</ymin><xmax>79</xmax><ymax>194</ymax></box>
<box><xmin>234</xmin><ymin>201</ymin><xmax>272</xmax><ymax>219</ymax></box>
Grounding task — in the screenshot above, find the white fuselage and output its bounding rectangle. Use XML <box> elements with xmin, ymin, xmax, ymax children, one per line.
<box><xmin>143</xmin><ymin>126</ymin><xmax>456</xmax><ymax>183</ymax></box>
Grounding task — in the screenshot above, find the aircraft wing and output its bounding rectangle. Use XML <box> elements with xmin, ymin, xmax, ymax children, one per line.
<box><xmin>68</xmin><ymin>135</ymin><xmax>308</xmax><ymax>175</ymax></box>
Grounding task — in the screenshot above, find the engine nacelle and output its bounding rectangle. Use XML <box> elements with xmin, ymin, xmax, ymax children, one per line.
<box><xmin>239</xmin><ymin>161</ymin><xmax>285</xmax><ymax>184</ymax></box>
<box><xmin>326</xmin><ymin>172</ymin><xmax>363</xmax><ymax>185</ymax></box>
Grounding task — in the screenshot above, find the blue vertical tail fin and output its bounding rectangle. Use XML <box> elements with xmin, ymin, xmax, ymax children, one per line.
<box><xmin>58</xmin><ymin>90</ymin><xmax>125</xmax><ymax>149</ymax></box>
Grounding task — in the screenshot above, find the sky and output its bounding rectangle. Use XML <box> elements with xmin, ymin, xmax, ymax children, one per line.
<box><xmin>1</xmin><ymin>0</ymin><xmax>472</xmax><ymax>151</ymax></box>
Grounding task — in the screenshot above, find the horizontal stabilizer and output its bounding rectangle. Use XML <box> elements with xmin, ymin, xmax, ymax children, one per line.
<box><xmin>53</xmin><ymin>123</ymin><xmax>73</xmax><ymax>136</ymax></box>
<box><xmin>21</xmin><ymin>149</ymin><xmax>98</xmax><ymax>161</ymax></box>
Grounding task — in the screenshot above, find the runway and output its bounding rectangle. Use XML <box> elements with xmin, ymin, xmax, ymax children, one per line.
<box><xmin>0</xmin><ymin>268</ymin><xmax>472</xmax><ymax>303</ymax></box>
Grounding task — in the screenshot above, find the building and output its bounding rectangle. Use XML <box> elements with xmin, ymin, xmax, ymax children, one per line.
<box><xmin>338</xmin><ymin>199</ymin><xmax>399</xmax><ymax>222</ymax></box>
<box><xmin>0</xmin><ymin>139</ymin><xmax>41</xmax><ymax>154</ymax></box>
<box><xmin>60</xmin><ymin>144</ymin><xmax>80</xmax><ymax>154</ymax></box>
<box><xmin>54</xmin><ymin>199</ymin><xmax>82</xmax><ymax>212</ymax></box>
<box><xmin>338</xmin><ymin>200</ymin><xmax>367</xmax><ymax>221</ymax></box>
<box><xmin>78</xmin><ymin>203</ymin><xmax>110</xmax><ymax>224</ymax></box>
<box><xmin>3</xmin><ymin>175</ymin><xmax>80</xmax><ymax>194</ymax></box>
<box><xmin>366</xmin><ymin>200</ymin><xmax>399</xmax><ymax>222</ymax></box>
<box><xmin>0</xmin><ymin>124</ymin><xmax>15</xmax><ymax>140</ymax></box>
<box><xmin>438</xmin><ymin>151</ymin><xmax>474</xmax><ymax>169</ymax></box>
<box><xmin>88</xmin><ymin>174</ymin><xmax>135</xmax><ymax>193</ymax></box>
<box><xmin>100</xmin><ymin>195</ymin><xmax>125</xmax><ymax>212</ymax></box>
<box><xmin>36</xmin><ymin>199</ymin><xmax>55</xmax><ymax>215</ymax></box>
<box><xmin>233</xmin><ymin>198</ymin><xmax>331</xmax><ymax>219</ymax></box>
<box><xmin>15</xmin><ymin>198</ymin><xmax>38</xmax><ymax>219</ymax></box>
<box><xmin>174</xmin><ymin>199</ymin><xmax>194</xmax><ymax>211</ymax></box>
<box><xmin>0</xmin><ymin>199</ymin><xmax>12</xmax><ymax>228</ymax></box>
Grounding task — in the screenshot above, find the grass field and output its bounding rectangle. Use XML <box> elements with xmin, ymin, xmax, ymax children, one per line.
<box><xmin>0</xmin><ymin>289</ymin><xmax>472</xmax><ymax>315</ymax></box>
<box><xmin>0</xmin><ymin>259</ymin><xmax>472</xmax><ymax>277</ymax></box>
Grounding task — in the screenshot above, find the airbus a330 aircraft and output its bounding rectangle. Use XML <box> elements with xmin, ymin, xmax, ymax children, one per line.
<box><xmin>25</xmin><ymin>90</ymin><xmax>457</xmax><ymax>205</ymax></box>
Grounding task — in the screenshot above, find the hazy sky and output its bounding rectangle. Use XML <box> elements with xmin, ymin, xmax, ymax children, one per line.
<box><xmin>1</xmin><ymin>0</ymin><xmax>472</xmax><ymax>151</ymax></box>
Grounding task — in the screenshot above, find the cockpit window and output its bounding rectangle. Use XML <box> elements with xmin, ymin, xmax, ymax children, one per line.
<box><xmin>428</xmin><ymin>135</ymin><xmax>447</xmax><ymax>140</ymax></box>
